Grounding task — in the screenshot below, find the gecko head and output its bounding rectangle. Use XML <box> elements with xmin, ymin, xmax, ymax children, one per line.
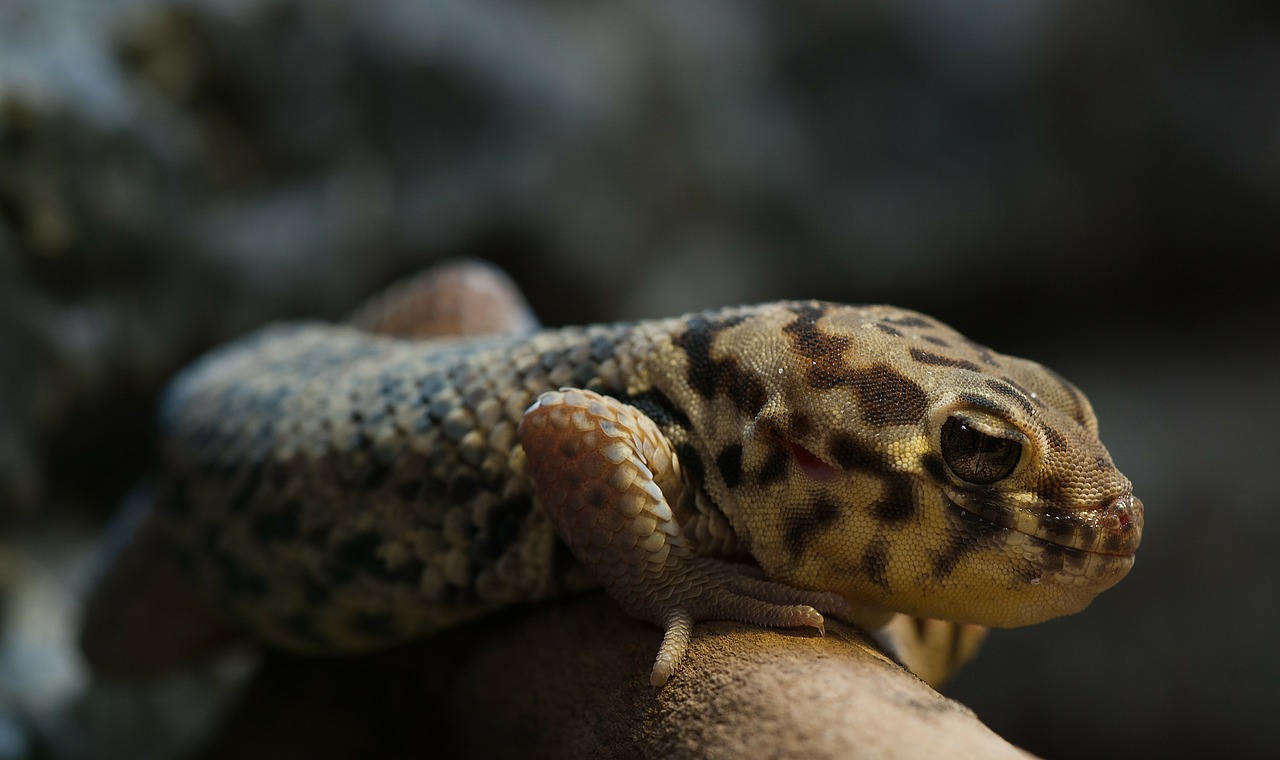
<box><xmin>719</xmin><ymin>302</ymin><xmax>1143</xmax><ymax>629</ymax></box>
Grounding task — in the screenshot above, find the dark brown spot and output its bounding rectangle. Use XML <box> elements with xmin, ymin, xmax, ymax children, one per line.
<box><xmin>572</xmin><ymin>360</ymin><xmax>600</xmax><ymax>387</ymax></box>
<box><xmin>872</xmin><ymin>475</ymin><xmax>916</xmax><ymax>524</ymax></box>
<box><xmin>875</xmin><ymin>323</ymin><xmax>903</xmax><ymax>337</ymax></box>
<box><xmin>932</xmin><ymin>534</ymin><xmax>974</xmax><ymax>580</ymax></box>
<box><xmin>784</xmin><ymin>412</ymin><xmax>813</xmax><ymax>438</ymax></box>
<box><xmin>672</xmin><ymin>315</ymin><xmax>724</xmax><ymax>399</ymax></box>
<box><xmin>922</xmin><ymin>335</ymin><xmax>949</xmax><ymax>347</ymax></box>
<box><xmin>1036</xmin><ymin>504</ymin><xmax>1079</xmax><ymax>542</ymax></box>
<box><xmin>672</xmin><ymin>313</ymin><xmax>768</xmax><ymax>416</ymax></box>
<box><xmin>860</xmin><ymin>537</ymin><xmax>891</xmax><ymax>588</ymax></box>
<box><xmin>1103</xmin><ymin>532</ymin><xmax>1128</xmax><ymax>554</ymax></box>
<box><xmin>1014</xmin><ymin>563</ymin><xmax>1042</xmax><ymax>585</ymax></box>
<box><xmin>828</xmin><ymin>433</ymin><xmax>884</xmax><ymax>471</ymax></box>
<box><xmin>909</xmin><ymin>348</ymin><xmax>984</xmax><ymax>373</ymax></box>
<box><xmin>850</xmin><ymin>363</ymin><xmax>929</xmax><ymax>426</ymax></box>
<box><xmin>622</xmin><ymin>388</ymin><xmax>692</xmax><ymax>430</ymax></box>
<box><xmin>673</xmin><ymin>313</ymin><xmax>747</xmax><ymax>395</ymax></box>
<box><xmin>935</xmin><ymin>497</ymin><xmax>1008</xmax><ymax>578</ymax></box>
<box><xmin>1041</xmin><ymin>423</ymin><xmax>1069</xmax><ymax>452</ymax></box>
<box><xmin>586</xmin><ymin>484</ymin><xmax>610</xmax><ymax>507</ymax></box>
<box><xmin>716</xmin><ymin>444</ymin><xmax>744</xmax><ymax>488</ymax></box>
<box><xmin>472</xmin><ymin>497</ymin><xmax>531</xmax><ymax>561</ymax></box>
<box><xmin>956</xmin><ymin>392</ymin><xmax>1007</xmax><ymax>417</ymax></box>
<box><xmin>920</xmin><ymin>453</ymin><xmax>949</xmax><ymax>483</ymax></box>
<box><xmin>783</xmin><ymin>303</ymin><xmax>853</xmax><ymax>390</ymax></box>
<box><xmin>1034</xmin><ymin>476</ymin><xmax>1067</xmax><ymax>505</ymax></box>
<box><xmin>984</xmin><ymin>378</ymin><xmax>1037</xmax><ymax>417</ymax></box>
<box><xmin>756</xmin><ymin>443</ymin><xmax>790</xmax><ymax>486</ymax></box>
<box><xmin>588</xmin><ymin>334</ymin><xmax>616</xmax><ymax>362</ymax></box>
<box><xmin>783</xmin><ymin>498</ymin><xmax>841</xmax><ymax>558</ymax></box>
<box><xmin>1039</xmin><ymin>544</ymin><xmax>1067</xmax><ymax>573</ymax></box>
<box><xmin>675</xmin><ymin>442</ymin><xmax>706</xmax><ymax>486</ymax></box>
<box><xmin>729</xmin><ymin>371</ymin><xmax>768</xmax><ymax>416</ymax></box>
<box><xmin>1000</xmin><ymin>377</ymin><xmax>1045</xmax><ymax>407</ymax></box>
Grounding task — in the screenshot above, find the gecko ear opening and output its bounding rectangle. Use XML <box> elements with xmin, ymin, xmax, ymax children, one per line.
<box><xmin>786</xmin><ymin>441</ymin><xmax>838</xmax><ymax>483</ymax></box>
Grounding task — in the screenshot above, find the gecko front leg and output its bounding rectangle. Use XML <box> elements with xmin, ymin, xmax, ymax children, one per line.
<box><xmin>518</xmin><ymin>388</ymin><xmax>848</xmax><ymax>687</ymax></box>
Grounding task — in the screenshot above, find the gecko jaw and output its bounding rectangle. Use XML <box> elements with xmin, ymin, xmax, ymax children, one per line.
<box><xmin>943</xmin><ymin>491</ymin><xmax>1142</xmax><ymax>559</ymax></box>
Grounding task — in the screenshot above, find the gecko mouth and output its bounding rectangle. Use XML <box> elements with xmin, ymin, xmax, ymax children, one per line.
<box><xmin>942</xmin><ymin>492</ymin><xmax>1143</xmax><ymax>558</ymax></box>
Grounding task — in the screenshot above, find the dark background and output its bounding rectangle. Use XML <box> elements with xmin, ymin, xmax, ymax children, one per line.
<box><xmin>1</xmin><ymin>1</ymin><xmax>1277</xmax><ymax>758</ymax></box>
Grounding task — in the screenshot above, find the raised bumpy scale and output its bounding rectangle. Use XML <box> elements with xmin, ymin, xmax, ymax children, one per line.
<box><xmin>81</xmin><ymin>260</ymin><xmax>1143</xmax><ymax>688</ymax></box>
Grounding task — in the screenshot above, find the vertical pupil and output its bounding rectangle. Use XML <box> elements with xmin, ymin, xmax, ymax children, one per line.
<box><xmin>941</xmin><ymin>417</ymin><xmax>1020</xmax><ymax>484</ymax></box>
<box><xmin>975</xmin><ymin>426</ymin><xmax>999</xmax><ymax>471</ymax></box>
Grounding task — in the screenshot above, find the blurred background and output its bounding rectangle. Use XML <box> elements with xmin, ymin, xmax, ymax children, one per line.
<box><xmin>1</xmin><ymin>0</ymin><xmax>1277</xmax><ymax>757</ymax></box>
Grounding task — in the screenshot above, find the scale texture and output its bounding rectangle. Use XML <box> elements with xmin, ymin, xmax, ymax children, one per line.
<box><xmin>111</xmin><ymin>261</ymin><xmax>1144</xmax><ymax>686</ymax></box>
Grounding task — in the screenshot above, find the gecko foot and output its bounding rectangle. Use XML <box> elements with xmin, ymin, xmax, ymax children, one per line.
<box><xmin>645</xmin><ymin>559</ymin><xmax>850</xmax><ymax>686</ymax></box>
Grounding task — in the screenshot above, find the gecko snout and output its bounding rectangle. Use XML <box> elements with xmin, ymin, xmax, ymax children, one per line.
<box><xmin>1095</xmin><ymin>493</ymin><xmax>1143</xmax><ymax>557</ymax></box>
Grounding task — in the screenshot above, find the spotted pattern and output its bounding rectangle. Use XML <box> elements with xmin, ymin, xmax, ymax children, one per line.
<box><xmin>782</xmin><ymin>498</ymin><xmax>841</xmax><ymax>558</ymax></box>
<box><xmin>675</xmin><ymin>441</ymin><xmax>706</xmax><ymax>486</ymax></box>
<box><xmin>716</xmin><ymin>444</ymin><xmax>744</xmax><ymax>489</ymax></box>
<box><xmin>622</xmin><ymin>387</ymin><xmax>693</xmax><ymax>430</ymax></box>
<box><xmin>850</xmin><ymin>363</ymin><xmax>929</xmax><ymax>426</ymax></box>
<box><xmin>983</xmin><ymin>378</ymin><xmax>1038</xmax><ymax>417</ymax></box>
<box><xmin>860</xmin><ymin>537</ymin><xmax>892</xmax><ymax>588</ymax></box>
<box><xmin>142</xmin><ymin>282</ymin><xmax>1140</xmax><ymax>687</ymax></box>
<box><xmin>756</xmin><ymin>444</ymin><xmax>791</xmax><ymax>486</ymax></box>
<box><xmin>673</xmin><ymin>314</ymin><xmax>767</xmax><ymax>415</ymax></box>
<box><xmin>909</xmin><ymin>348</ymin><xmax>984</xmax><ymax>374</ymax></box>
<box><xmin>782</xmin><ymin>303</ymin><xmax>853</xmax><ymax>390</ymax></box>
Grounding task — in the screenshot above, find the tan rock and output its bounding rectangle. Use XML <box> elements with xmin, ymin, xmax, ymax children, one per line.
<box><xmin>199</xmin><ymin>593</ymin><xmax>1035</xmax><ymax>760</ymax></box>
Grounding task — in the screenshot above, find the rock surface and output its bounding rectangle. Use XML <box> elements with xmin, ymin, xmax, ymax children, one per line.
<box><xmin>194</xmin><ymin>594</ymin><xmax>1033</xmax><ymax>760</ymax></box>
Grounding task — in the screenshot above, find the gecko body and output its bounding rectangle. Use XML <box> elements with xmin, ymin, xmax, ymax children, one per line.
<box><xmin>114</xmin><ymin>262</ymin><xmax>1143</xmax><ymax>686</ymax></box>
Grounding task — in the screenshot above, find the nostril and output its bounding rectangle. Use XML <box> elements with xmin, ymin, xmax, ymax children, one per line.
<box><xmin>1106</xmin><ymin>494</ymin><xmax>1143</xmax><ymax>534</ymax></box>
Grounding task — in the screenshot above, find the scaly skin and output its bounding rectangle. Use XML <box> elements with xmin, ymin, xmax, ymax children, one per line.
<box><xmin>117</xmin><ymin>261</ymin><xmax>1143</xmax><ymax>687</ymax></box>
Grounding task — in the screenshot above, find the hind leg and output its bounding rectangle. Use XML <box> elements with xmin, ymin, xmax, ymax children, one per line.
<box><xmin>348</xmin><ymin>258</ymin><xmax>538</xmax><ymax>338</ymax></box>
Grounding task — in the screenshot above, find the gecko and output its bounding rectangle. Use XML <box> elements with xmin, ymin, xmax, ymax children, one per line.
<box><xmin>81</xmin><ymin>259</ymin><xmax>1143</xmax><ymax>688</ymax></box>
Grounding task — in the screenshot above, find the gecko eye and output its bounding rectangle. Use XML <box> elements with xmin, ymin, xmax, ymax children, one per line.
<box><xmin>940</xmin><ymin>416</ymin><xmax>1022</xmax><ymax>485</ymax></box>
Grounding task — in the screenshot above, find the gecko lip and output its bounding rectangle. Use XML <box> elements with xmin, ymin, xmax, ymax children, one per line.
<box><xmin>943</xmin><ymin>492</ymin><xmax>1143</xmax><ymax>558</ymax></box>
